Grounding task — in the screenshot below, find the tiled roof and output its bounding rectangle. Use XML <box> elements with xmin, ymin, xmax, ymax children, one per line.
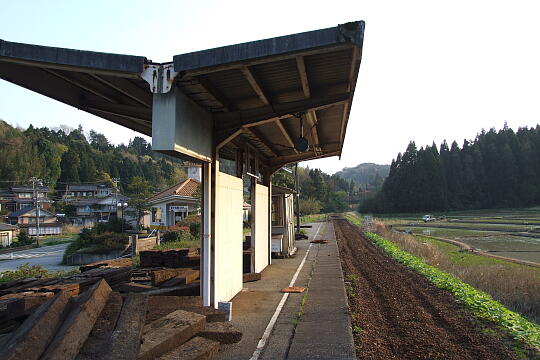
<box><xmin>8</xmin><ymin>206</ymin><xmax>34</xmax><ymax>218</ymax></box>
<box><xmin>147</xmin><ymin>178</ymin><xmax>200</xmax><ymax>203</ymax></box>
<box><xmin>0</xmin><ymin>223</ymin><xmax>17</xmax><ymax>231</ymax></box>
<box><xmin>8</xmin><ymin>206</ymin><xmax>55</xmax><ymax>218</ymax></box>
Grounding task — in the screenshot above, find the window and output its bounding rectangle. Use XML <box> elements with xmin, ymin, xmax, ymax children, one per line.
<box><xmin>19</xmin><ymin>193</ymin><xmax>32</xmax><ymax>199</ymax></box>
<box><xmin>272</xmin><ymin>196</ymin><xmax>284</xmax><ymax>226</ymax></box>
<box><xmin>152</xmin><ymin>207</ymin><xmax>162</xmax><ymax>223</ymax></box>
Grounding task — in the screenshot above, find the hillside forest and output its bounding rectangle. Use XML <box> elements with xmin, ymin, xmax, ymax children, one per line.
<box><xmin>0</xmin><ymin>120</ymin><xmax>368</xmax><ymax>215</ymax></box>
<box><xmin>361</xmin><ymin>124</ymin><xmax>540</xmax><ymax>213</ymax></box>
<box><xmin>0</xmin><ymin>120</ymin><xmax>188</xmax><ymax>194</ymax></box>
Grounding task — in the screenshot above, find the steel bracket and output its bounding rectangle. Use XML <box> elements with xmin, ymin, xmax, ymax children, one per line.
<box><xmin>141</xmin><ymin>63</ymin><xmax>178</xmax><ymax>94</ymax></box>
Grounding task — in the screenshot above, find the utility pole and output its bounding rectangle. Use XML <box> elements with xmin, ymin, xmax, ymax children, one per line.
<box><xmin>30</xmin><ymin>177</ymin><xmax>42</xmax><ymax>247</ymax></box>
<box><xmin>113</xmin><ymin>178</ymin><xmax>120</xmax><ymax>222</ymax></box>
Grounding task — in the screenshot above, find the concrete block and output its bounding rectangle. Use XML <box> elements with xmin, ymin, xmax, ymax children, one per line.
<box><xmin>158</xmin><ymin>336</ymin><xmax>219</xmax><ymax>360</ymax></box>
<box><xmin>199</xmin><ymin>322</ymin><xmax>242</xmax><ymax>344</ymax></box>
<box><xmin>138</xmin><ymin>310</ymin><xmax>206</xmax><ymax>360</ymax></box>
<box><xmin>0</xmin><ymin>291</ymin><xmax>70</xmax><ymax>360</ymax></box>
<box><xmin>107</xmin><ymin>293</ymin><xmax>148</xmax><ymax>360</ymax></box>
<box><xmin>41</xmin><ymin>279</ymin><xmax>112</xmax><ymax>360</ymax></box>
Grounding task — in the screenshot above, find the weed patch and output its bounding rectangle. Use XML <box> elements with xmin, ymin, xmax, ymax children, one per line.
<box><xmin>0</xmin><ymin>264</ymin><xmax>78</xmax><ymax>283</ymax></box>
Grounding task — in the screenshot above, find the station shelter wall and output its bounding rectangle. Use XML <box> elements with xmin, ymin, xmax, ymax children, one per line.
<box><xmin>254</xmin><ymin>184</ymin><xmax>269</xmax><ymax>273</ymax></box>
<box><xmin>214</xmin><ymin>171</ymin><xmax>243</xmax><ymax>303</ymax></box>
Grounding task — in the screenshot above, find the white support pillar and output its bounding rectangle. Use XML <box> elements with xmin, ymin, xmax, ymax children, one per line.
<box><xmin>202</xmin><ymin>162</ymin><xmax>212</xmax><ymax>307</ymax></box>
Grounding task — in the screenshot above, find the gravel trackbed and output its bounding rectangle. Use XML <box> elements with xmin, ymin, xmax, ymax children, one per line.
<box><xmin>334</xmin><ymin>218</ymin><xmax>520</xmax><ymax>360</ymax></box>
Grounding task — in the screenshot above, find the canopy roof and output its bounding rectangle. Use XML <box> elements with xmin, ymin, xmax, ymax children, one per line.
<box><xmin>0</xmin><ymin>21</ymin><xmax>364</xmax><ymax>169</ymax></box>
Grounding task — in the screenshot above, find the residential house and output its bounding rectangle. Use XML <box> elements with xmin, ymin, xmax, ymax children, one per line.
<box><xmin>0</xmin><ymin>186</ymin><xmax>52</xmax><ymax>213</ymax></box>
<box><xmin>58</xmin><ymin>184</ymin><xmax>127</xmax><ymax>226</ymax></box>
<box><xmin>70</xmin><ymin>194</ymin><xmax>129</xmax><ymax>226</ymax></box>
<box><xmin>146</xmin><ymin>177</ymin><xmax>200</xmax><ymax>228</ymax></box>
<box><xmin>8</xmin><ymin>206</ymin><xmax>62</xmax><ymax>236</ymax></box>
<box><xmin>0</xmin><ymin>223</ymin><xmax>17</xmax><ymax>247</ymax></box>
<box><xmin>60</xmin><ymin>184</ymin><xmax>113</xmax><ymax>199</ymax></box>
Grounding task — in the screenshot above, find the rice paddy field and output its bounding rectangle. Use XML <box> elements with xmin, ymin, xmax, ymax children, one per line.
<box><xmin>382</xmin><ymin>208</ymin><xmax>540</xmax><ymax>264</ymax></box>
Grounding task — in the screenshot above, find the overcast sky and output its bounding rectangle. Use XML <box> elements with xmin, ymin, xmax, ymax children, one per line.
<box><xmin>1</xmin><ymin>0</ymin><xmax>539</xmax><ymax>174</ymax></box>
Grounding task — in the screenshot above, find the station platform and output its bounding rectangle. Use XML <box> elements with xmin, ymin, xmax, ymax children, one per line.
<box><xmin>216</xmin><ymin>220</ymin><xmax>355</xmax><ymax>360</ymax></box>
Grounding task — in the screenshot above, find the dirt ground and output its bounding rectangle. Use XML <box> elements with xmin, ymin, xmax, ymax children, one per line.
<box><xmin>334</xmin><ymin>218</ymin><xmax>528</xmax><ymax>360</ymax></box>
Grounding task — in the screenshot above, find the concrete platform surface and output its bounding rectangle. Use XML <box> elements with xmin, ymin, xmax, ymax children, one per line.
<box><xmin>216</xmin><ymin>220</ymin><xmax>355</xmax><ymax>360</ymax></box>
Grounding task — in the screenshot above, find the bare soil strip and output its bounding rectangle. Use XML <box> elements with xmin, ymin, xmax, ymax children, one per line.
<box><xmin>334</xmin><ymin>218</ymin><xmax>520</xmax><ymax>360</ymax></box>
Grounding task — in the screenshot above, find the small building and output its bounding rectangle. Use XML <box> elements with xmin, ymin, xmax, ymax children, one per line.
<box><xmin>70</xmin><ymin>194</ymin><xmax>129</xmax><ymax>226</ymax></box>
<box><xmin>8</xmin><ymin>206</ymin><xmax>62</xmax><ymax>236</ymax></box>
<box><xmin>146</xmin><ymin>178</ymin><xmax>200</xmax><ymax>228</ymax></box>
<box><xmin>59</xmin><ymin>184</ymin><xmax>113</xmax><ymax>200</ymax></box>
<box><xmin>0</xmin><ymin>223</ymin><xmax>17</xmax><ymax>247</ymax></box>
<box><xmin>0</xmin><ymin>186</ymin><xmax>52</xmax><ymax>213</ymax></box>
<box><xmin>271</xmin><ymin>186</ymin><xmax>297</xmax><ymax>257</ymax></box>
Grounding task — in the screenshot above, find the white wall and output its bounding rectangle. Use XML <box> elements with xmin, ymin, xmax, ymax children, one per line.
<box><xmin>214</xmin><ymin>172</ymin><xmax>243</xmax><ymax>304</ymax></box>
<box><xmin>0</xmin><ymin>231</ymin><xmax>12</xmax><ymax>246</ymax></box>
<box><xmin>254</xmin><ymin>184</ymin><xmax>269</xmax><ymax>273</ymax></box>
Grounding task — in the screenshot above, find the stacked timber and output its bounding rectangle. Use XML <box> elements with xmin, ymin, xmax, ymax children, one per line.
<box><xmin>0</xmin><ymin>280</ymin><xmax>241</xmax><ymax>360</ymax></box>
<box><xmin>0</xmin><ymin>261</ymin><xmax>132</xmax><ymax>300</ymax></box>
<box><xmin>79</xmin><ymin>258</ymin><xmax>133</xmax><ymax>272</ymax></box>
<box><xmin>120</xmin><ymin>268</ymin><xmax>201</xmax><ymax>297</ymax></box>
<box><xmin>140</xmin><ymin>248</ymin><xmax>200</xmax><ymax>268</ymax></box>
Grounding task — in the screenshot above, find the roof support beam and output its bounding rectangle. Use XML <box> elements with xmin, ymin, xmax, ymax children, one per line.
<box><xmin>275</xmin><ymin>120</ymin><xmax>298</xmax><ymax>154</ymax></box>
<box><xmin>268</xmin><ymin>150</ymin><xmax>341</xmax><ymax>171</ymax></box>
<box><xmin>83</xmin><ymin>106</ymin><xmax>151</xmax><ymax>125</ymax></box>
<box><xmin>243</xmin><ymin>127</ymin><xmax>279</xmax><ymax>157</ymax></box>
<box><xmin>241</xmin><ymin>66</ymin><xmax>269</xmax><ymax>105</ymax></box>
<box><xmin>89</xmin><ymin>74</ymin><xmax>152</xmax><ymax>108</ymax></box>
<box><xmin>42</xmin><ymin>68</ymin><xmax>119</xmax><ymax>104</ymax></box>
<box><xmin>305</xmin><ymin>111</ymin><xmax>321</xmax><ymax>154</ymax></box>
<box><xmin>296</xmin><ymin>56</ymin><xmax>310</xmax><ymax>98</ymax></box>
<box><xmin>216</xmin><ymin>128</ymin><xmax>243</xmax><ymax>151</ymax></box>
<box><xmin>197</xmin><ymin>76</ymin><xmax>235</xmax><ymax>112</ymax></box>
<box><xmin>80</xmin><ymin>100</ymin><xmax>151</xmax><ymax>120</ymax></box>
<box><xmin>214</xmin><ymin>92</ymin><xmax>350</xmax><ymax>131</ymax></box>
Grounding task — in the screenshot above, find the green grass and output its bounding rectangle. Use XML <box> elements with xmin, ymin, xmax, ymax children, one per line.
<box><xmin>300</xmin><ymin>214</ymin><xmax>326</xmax><ymax>224</ymax></box>
<box><xmin>397</xmin><ymin>226</ymin><xmax>504</xmax><ymax>238</ymax></box>
<box><xmin>365</xmin><ymin>231</ymin><xmax>540</xmax><ymax>351</ymax></box>
<box><xmin>155</xmin><ymin>238</ymin><xmax>200</xmax><ymax>250</ymax></box>
<box><xmin>415</xmin><ymin>235</ymin><xmax>520</xmax><ymax>267</ymax></box>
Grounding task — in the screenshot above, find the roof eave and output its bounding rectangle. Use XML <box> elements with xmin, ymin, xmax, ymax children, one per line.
<box><xmin>0</xmin><ymin>39</ymin><xmax>147</xmax><ymax>75</ymax></box>
<box><xmin>173</xmin><ymin>21</ymin><xmax>364</xmax><ymax>73</ymax></box>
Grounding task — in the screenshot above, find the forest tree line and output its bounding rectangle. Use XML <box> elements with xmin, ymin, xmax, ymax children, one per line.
<box><xmin>361</xmin><ymin>124</ymin><xmax>540</xmax><ymax>213</ymax></box>
<box><xmin>0</xmin><ymin>120</ymin><xmax>359</xmax><ymax>216</ymax></box>
<box><xmin>0</xmin><ymin>120</ymin><xmax>188</xmax><ymax>194</ymax></box>
<box><xmin>272</xmin><ymin>166</ymin><xmax>355</xmax><ymax>214</ymax></box>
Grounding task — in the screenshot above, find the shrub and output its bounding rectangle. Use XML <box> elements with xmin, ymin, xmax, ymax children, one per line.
<box><xmin>162</xmin><ymin>230</ymin><xmax>193</xmax><ymax>243</ymax></box>
<box><xmin>62</xmin><ymin>225</ymin><xmax>129</xmax><ymax>264</ymax></box>
<box><xmin>179</xmin><ymin>215</ymin><xmax>201</xmax><ymax>237</ymax></box>
<box><xmin>17</xmin><ymin>230</ymin><xmax>32</xmax><ymax>245</ymax></box>
<box><xmin>0</xmin><ymin>264</ymin><xmax>78</xmax><ymax>283</ymax></box>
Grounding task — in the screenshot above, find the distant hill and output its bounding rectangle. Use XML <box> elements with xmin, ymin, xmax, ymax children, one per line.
<box><xmin>335</xmin><ymin>163</ymin><xmax>390</xmax><ymax>186</ymax></box>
